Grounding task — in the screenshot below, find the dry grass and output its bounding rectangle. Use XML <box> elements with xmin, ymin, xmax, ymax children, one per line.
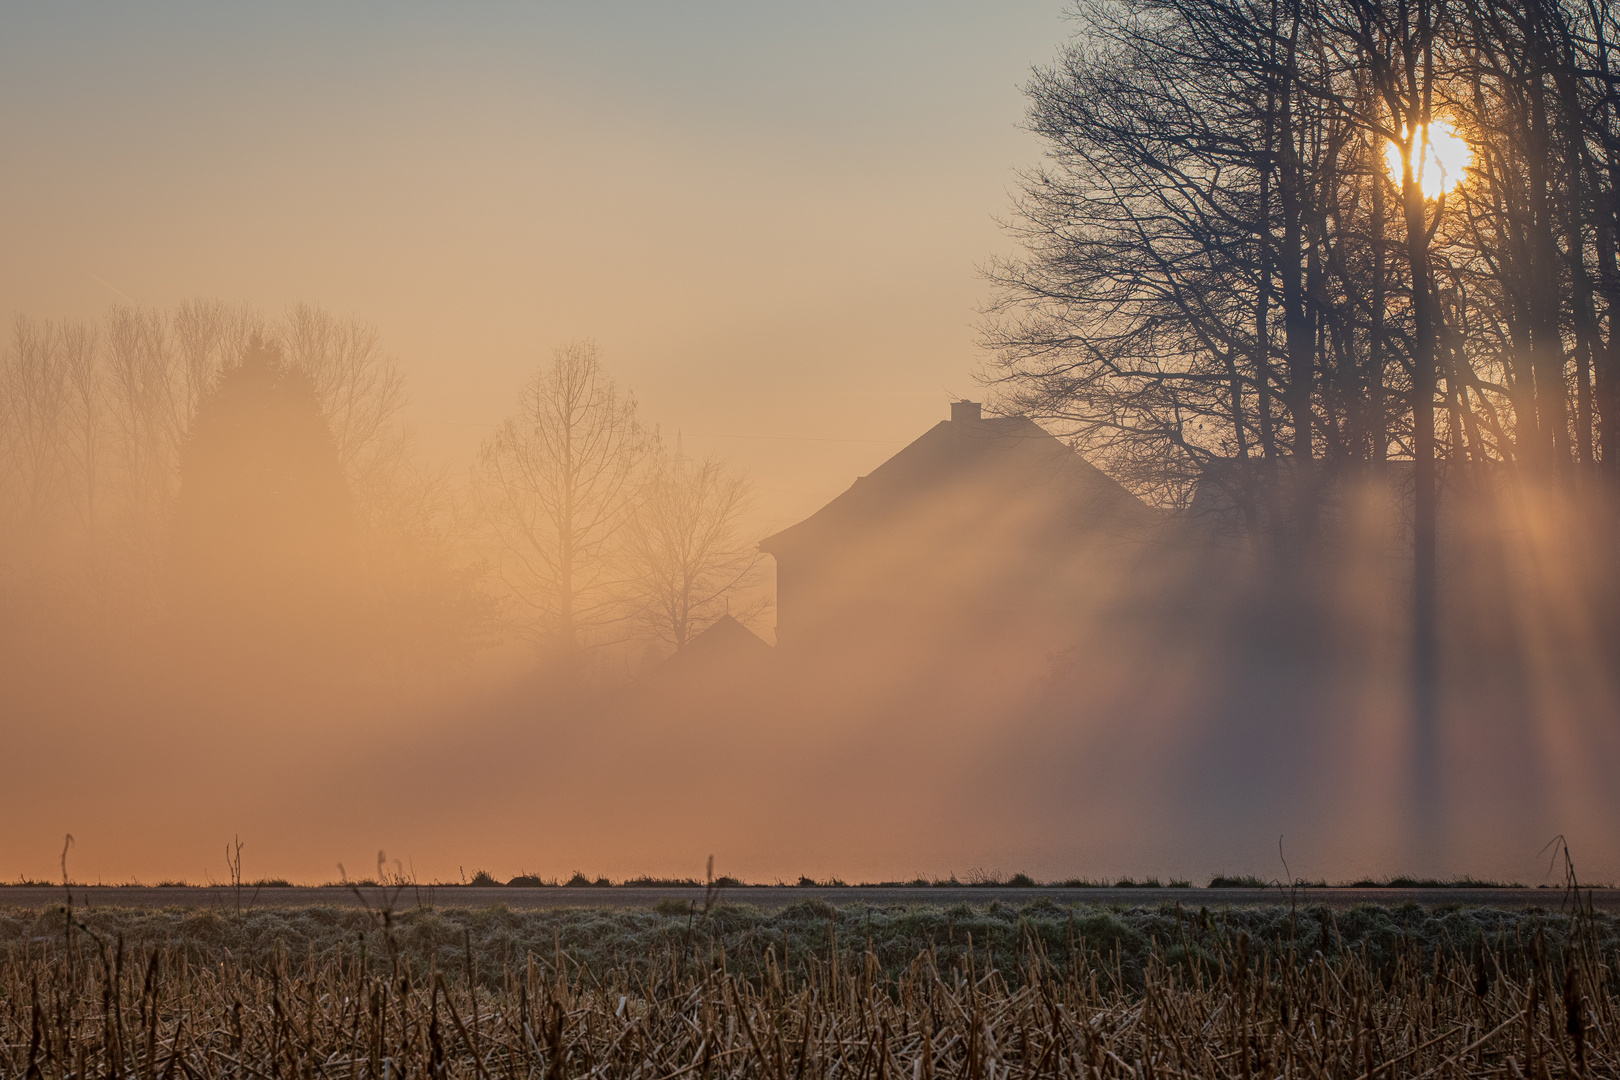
<box><xmin>1</xmin><ymin>898</ymin><xmax>1616</xmax><ymax>1078</ymax></box>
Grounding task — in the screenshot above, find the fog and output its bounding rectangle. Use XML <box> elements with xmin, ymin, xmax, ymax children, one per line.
<box><xmin>3</xmin><ymin>1</ymin><xmax>1620</xmax><ymax>889</ymax></box>
<box><xmin>0</xmin><ymin>1</ymin><xmax>1064</xmax><ymax>535</ymax></box>
<box><xmin>3</xmin><ymin>312</ymin><xmax>1615</xmax><ymax>886</ymax></box>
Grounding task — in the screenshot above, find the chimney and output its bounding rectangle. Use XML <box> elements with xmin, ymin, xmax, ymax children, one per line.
<box><xmin>951</xmin><ymin>399</ymin><xmax>982</xmax><ymax>423</ymax></box>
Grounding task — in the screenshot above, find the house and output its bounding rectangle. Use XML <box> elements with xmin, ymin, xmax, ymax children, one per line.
<box><xmin>758</xmin><ymin>401</ymin><xmax>1160</xmax><ymax>656</ymax></box>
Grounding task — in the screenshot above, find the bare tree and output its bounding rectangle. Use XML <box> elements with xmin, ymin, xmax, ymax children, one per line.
<box><xmin>94</xmin><ymin>301</ymin><xmax>409</xmax><ymax>597</ymax></box>
<box><xmin>171</xmin><ymin>300</ymin><xmax>260</xmax><ymax>427</ymax></box>
<box><xmin>625</xmin><ymin>447</ymin><xmax>765</xmax><ymax>649</ymax></box>
<box><xmin>0</xmin><ymin>299</ymin><xmax>487</xmax><ymax>675</ymax></box>
<box><xmin>276</xmin><ymin>301</ymin><xmax>407</xmax><ymax>491</ymax></box>
<box><xmin>476</xmin><ymin>341</ymin><xmax>648</xmax><ymax>655</ymax></box>
<box><xmin>980</xmin><ymin>0</ymin><xmax>1371</xmax><ymax>547</ymax></box>
<box><xmin>104</xmin><ymin>306</ymin><xmax>185</xmax><ymax>573</ymax></box>
<box><xmin>0</xmin><ymin>316</ymin><xmax>70</xmax><ymax>550</ymax></box>
<box><xmin>58</xmin><ymin>320</ymin><xmax>103</xmax><ymax>564</ymax></box>
<box><xmin>986</xmin><ymin>0</ymin><xmax>1620</xmax><ymax>860</ymax></box>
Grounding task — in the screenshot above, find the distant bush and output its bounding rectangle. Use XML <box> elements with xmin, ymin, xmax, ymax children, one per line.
<box><xmin>1054</xmin><ymin>877</ymin><xmax>1186</xmax><ymax>888</ymax></box>
<box><xmin>563</xmin><ymin>872</ymin><xmax>610</xmax><ymax>887</ymax></box>
<box><xmin>1006</xmin><ymin>873</ymin><xmax>1038</xmax><ymax>888</ymax></box>
<box><xmin>506</xmin><ymin>874</ymin><xmax>554</xmax><ymax>887</ymax></box>
<box><xmin>1345</xmin><ymin>876</ymin><xmax>1525</xmax><ymax>888</ymax></box>
<box><xmin>466</xmin><ymin>870</ymin><xmax>500</xmax><ymax>887</ymax></box>
<box><xmin>1208</xmin><ymin>874</ymin><xmax>1268</xmax><ymax>888</ymax></box>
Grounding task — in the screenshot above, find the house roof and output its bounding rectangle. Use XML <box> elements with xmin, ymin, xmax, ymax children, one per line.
<box><xmin>655</xmin><ymin>614</ymin><xmax>773</xmax><ymax>677</ymax></box>
<box><xmin>758</xmin><ymin>413</ymin><xmax>1156</xmax><ymax>556</ymax></box>
<box><xmin>683</xmin><ymin>614</ymin><xmax>772</xmax><ymax>657</ymax></box>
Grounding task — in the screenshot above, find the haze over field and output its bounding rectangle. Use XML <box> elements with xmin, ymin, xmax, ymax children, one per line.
<box><xmin>3</xmin><ymin>0</ymin><xmax>1619</xmax><ymax>890</ymax></box>
<box><xmin>0</xmin><ymin>1</ymin><xmax>1062</xmax><ymax>534</ymax></box>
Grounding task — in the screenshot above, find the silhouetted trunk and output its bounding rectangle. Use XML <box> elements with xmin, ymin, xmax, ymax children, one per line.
<box><xmin>1257</xmin><ymin>65</ymin><xmax>1281</xmax><ymax>543</ymax></box>
<box><xmin>1393</xmin><ymin>3</ymin><xmax>1443</xmax><ymax>853</ymax></box>
<box><xmin>1524</xmin><ymin>23</ymin><xmax>1572</xmax><ymax>469</ymax></box>
<box><xmin>1588</xmin><ymin>7</ymin><xmax>1620</xmax><ymax>480</ymax></box>
<box><xmin>1598</xmin><ymin>153</ymin><xmax>1620</xmax><ymax>478</ymax></box>
<box><xmin>1551</xmin><ymin>23</ymin><xmax>1600</xmax><ymax>469</ymax></box>
<box><xmin>1279</xmin><ymin>2</ymin><xmax>1316</xmax><ymax>551</ymax></box>
<box><xmin>1369</xmin><ymin>131</ymin><xmax>1389</xmax><ymax>463</ymax></box>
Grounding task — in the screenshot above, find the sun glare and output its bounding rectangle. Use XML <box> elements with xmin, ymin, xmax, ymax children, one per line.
<box><xmin>1384</xmin><ymin>121</ymin><xmax>1471</xmax><ymax>197</ymax></box>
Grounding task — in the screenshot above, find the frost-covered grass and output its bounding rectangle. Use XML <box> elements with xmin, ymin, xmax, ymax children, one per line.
<box><xmin>1</xmin><ymin>897</ymin><xmax>1609</xmax><ymax>988</ymax></box>
<box><xmin>3</xmin><ymin>899</ymin><xmax>1616</xmax><ymax>1078</ymax></box>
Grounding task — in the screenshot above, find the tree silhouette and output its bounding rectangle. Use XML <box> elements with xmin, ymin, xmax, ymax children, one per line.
<box><xmin>476</xmin><ymin>340</ymin><xmax>648</xmax><ymax>661</ymax></box>
<box><xmin>984</xmin><ymin>0</ymin><xmax>1620</xmax><ymax>860</ymax></box>
<box><xmin>167</xmin><ymin>339</ymin><xmax>354</xmax><ymax>659</ymax></box>
<box><xmin>624</xmin><ymin>448</ymin><xmax>764</xmax><ymax>649</ymax></box>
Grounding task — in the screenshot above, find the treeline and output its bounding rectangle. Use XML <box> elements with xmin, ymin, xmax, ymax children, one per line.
<box><xmin>0</xmin><ymin>303</ymin><xmax>761</xmax><ymax>685</ymax></box>
<box><xmin>980</xmin><ymin>0</ymin><xmax>1620</xmax><ymax>826</ymax></box>
<box><xmin>0</xmin><ymin>300</ymin><xmax>484</xmax><ymax>678</ymax></box>
<box><xmin>984</xmin><ymin>0</ymin><xmax>1620</xmax><ymax>768</ymax></box>
<box><xmin>986</xmin><ymin>0</ymin><xmax>1620</xmax><ymax>524</ymax></box>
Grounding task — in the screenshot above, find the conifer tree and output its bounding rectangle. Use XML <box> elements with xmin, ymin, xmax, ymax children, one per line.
<box><xmin>167</xmin><ymin>339</ymin><xmax>354</xmax><ymax>660</ymax></box>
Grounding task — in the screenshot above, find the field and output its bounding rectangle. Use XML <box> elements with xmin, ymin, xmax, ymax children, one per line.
<box><xmin>2</xmin><ymin>896</ymin><xmax>1617</xmax><ymax>1078</ymax></box>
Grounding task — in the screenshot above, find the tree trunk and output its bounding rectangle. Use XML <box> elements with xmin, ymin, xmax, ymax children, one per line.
<box><xmin>1397</xmin><ymin>34</ymin><xmax>1443</xmax><ymax>858</ymax></box>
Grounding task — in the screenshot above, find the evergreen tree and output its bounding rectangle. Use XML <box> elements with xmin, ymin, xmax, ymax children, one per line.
<box><xmin>167</xmin><ymin>339</ymin><xmax>354</xmax><ymax>662</ymax></box>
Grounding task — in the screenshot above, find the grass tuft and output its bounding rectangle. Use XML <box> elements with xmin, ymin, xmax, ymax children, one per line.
<box><xmin>1208</xmin><ymin>874</ymin><xmax>1269</xmax><ymax>888</ymax></box>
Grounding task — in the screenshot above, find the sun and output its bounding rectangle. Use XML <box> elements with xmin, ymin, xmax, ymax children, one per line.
<box><xmin>1384</xmin><ymin>120</ymin><xmax>1472</xmax><ymax>197</ymax></box>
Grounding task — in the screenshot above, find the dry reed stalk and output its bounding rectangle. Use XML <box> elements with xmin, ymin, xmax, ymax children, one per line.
<box><xmin>0</xmin><ymin>902</ymin><xmax>1615</xmax><ymax>1079</ymax></box>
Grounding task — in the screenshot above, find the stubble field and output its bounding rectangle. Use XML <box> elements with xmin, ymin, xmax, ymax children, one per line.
<box><xmin>1</xmin><ymin>896</ymin><xmax>1615</xmax><ymax>1078</ymax></box>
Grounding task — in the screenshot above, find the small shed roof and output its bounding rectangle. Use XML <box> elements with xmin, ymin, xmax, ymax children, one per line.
<box><xmin>655</xmin><ymin>615</ymin><xmax>773</xmax><ymax>678</ymax></box>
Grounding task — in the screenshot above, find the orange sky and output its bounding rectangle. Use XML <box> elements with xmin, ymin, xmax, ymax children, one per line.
<box><xmin>13</xmin><ymin>5</ymin><xmax>1616</xmax><ymax>890</ymax></box>
<box><xmin>0</xmin><ymin>0</ymin><xmax>1066</xmax><ymax>534</ymax></box>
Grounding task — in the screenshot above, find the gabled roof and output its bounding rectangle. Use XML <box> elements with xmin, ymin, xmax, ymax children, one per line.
<box><xmin>681</xmin><ymin>614</ymin><xmax>772</xmax><ymax>658</ymax></box>
<box><xmin>758</xmin><ymin>414</ymin><xmax>1155</xmax><ymax>555</ymax></box>
<box><xmin>654</xmin><ymin>614</ymin><xmax>773</xmax><ymax>677</ymax></box>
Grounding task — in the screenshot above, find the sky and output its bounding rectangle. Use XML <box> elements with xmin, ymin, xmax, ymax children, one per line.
<box><xmin>9</xmin><ymin>5</ymin><xmax>1620</xmax><ymax>890</ymax></box>
<box><xmin>0</xmin><ymin>0</ymin><xmax>1070</xmax><ymax>533</ymax></box>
